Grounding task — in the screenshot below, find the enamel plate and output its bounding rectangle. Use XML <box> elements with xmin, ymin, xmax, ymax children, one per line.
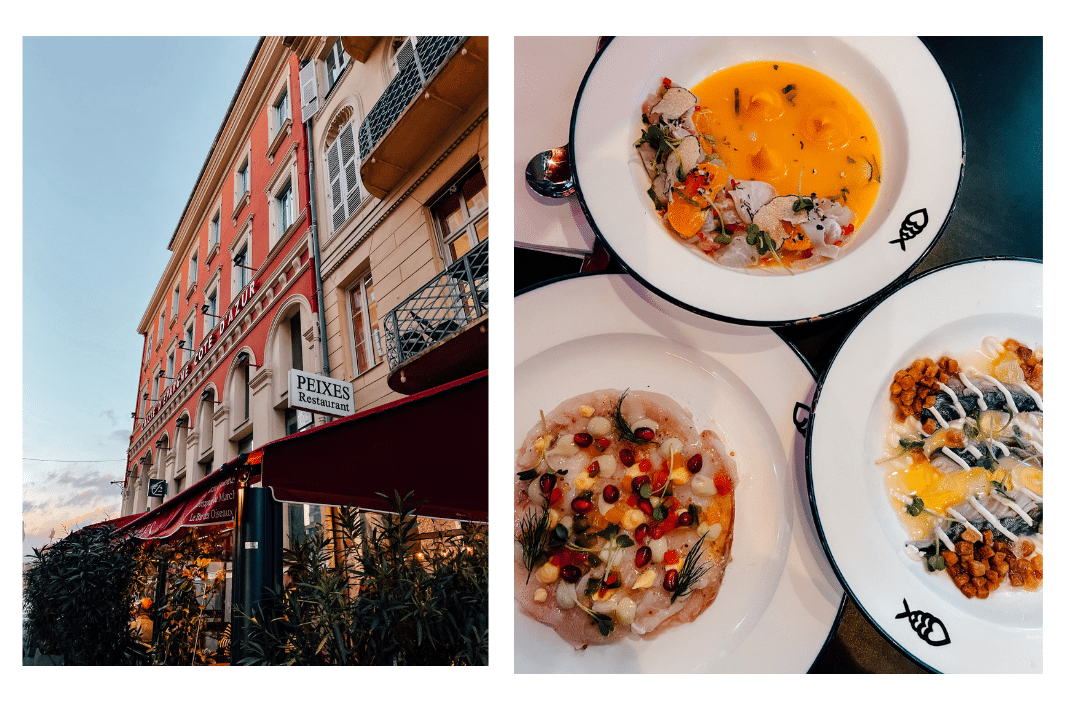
<box><xmin>514</xmin><ymin>274</ymin><xmax>844</xmax><ymax>673</ymax></box>
<box><xmin>570</xmin><ymin>36</ymin><xmax>963</xmax><ymax>325</ymax></box>
<box><xmin>807</xmin><ymin>258</ymin><xmax>1042</xmax><ymax>673</ymax></box>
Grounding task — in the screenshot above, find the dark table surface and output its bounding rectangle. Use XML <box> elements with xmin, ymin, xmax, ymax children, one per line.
<box><xmin>514</xmin><ymin>36</ymin><xmax>1042</xmax><ymax>673</ymax></box>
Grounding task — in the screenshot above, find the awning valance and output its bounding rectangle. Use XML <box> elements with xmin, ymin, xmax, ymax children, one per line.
<box><xmin>120</xmin><ymin>463</ymin><xmax>246</xmax><ymax>541</ymax></box>
<box><xmin>258</xmin><ymin>370</ymin><xmax>487</xmax><ymax>523</ymax></box>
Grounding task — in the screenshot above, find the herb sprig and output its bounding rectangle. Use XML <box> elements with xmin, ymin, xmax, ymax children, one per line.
<box><xmin>613</xmin><ymin>390</ymin><xmax>658</xmax><ymax>445</ymax></box>
<box><xmin>575</xmin><ymin>600</ymin><xmax>615</xmax><ymax>636</ymax></box>
<box><xmin>669</xmin><ymin>534</ymin><xmax>712</xmax><ymax>604</ymax></box>
<box><xmin>516</xmin><ymin>499</ymin><xmax>550</xmax><ymax>581</ymax></box>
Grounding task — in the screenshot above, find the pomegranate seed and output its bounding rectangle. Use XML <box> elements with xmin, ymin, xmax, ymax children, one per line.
<box><xmin>538</xmin><ymin>473</ymin><xmax>556</xmax><ymax>495</ymax></box>
<box><xmin>634</xmin><ymin>523</ymin><xmax>649</xmax><ymax>545</ymax></box>
<box><xmin>560</xmin><ymin>565</ymin><xmax>582</xmax><ymax>583</ymax></box>
<box><xmin>663</xmin><ymin>549</ymin><xmax>680</xmax><ymax>565</ymax></box>
<box><xmin>638</xmin><ymin>459</ymin><xmax>653</xmax><ymax>474</ymax></box>
<box><xmin>595</xmin><ymin>437</ymin><xmax>611</xmax><ymax>451</ymax></box>
<box><xmin>602</xmin><ymin>485</ymin><xmax>619</xmax><ymax>504</ymax></box>
<box><xmin>631</xmin><ymin>475</ymin><xmax>651</xmax><ymax>495</ymax></box>
<box><xmin>635</xmin><ymin>546</ymin><xmax>652</xmax><ymax>568</ymax></box>
<box><xmin>634</xmin><ymin>427</ymin><xmax>655</xmax><ymax>442</ymax></box>
<box><xmin>574</xmin><ymin>432</ymin><xmax>593</xmax><ymax>447</ymax></box>
<box><xmin>650</xmin><ymin>525</ymin><xmax>664</xmax><ymax>540</ymax></box>
<box><xmin>587</xmin><ymin>460</ymin><xmax>601</xmax><ymax>477</ymax></box>
<box><xmin>677</xmin><ymin>511</ymin><xmax>693</xmax><ymax>527</ymax></box>
<box><xmin>686</xmin><ymin>454</ymin><xmax>703</xmax><ymax>473</ymax></box>
<box><xmin>570</xmin><ymin>497</ymin><xmax>594</xmax><ymax>514</ymax></box>
<box><xmin>663</xmin><ymin>568</ymin><xmax>679</xmax><ymax>592</ymax></box>
<box><xmin>619</xmin><ymin>449</ymin><xmax>635</xmax><ymax>467</ymax></box>
<box><xmin>638</xmin><ymin>498</ymin><xmax>653</xmax><ymax>516</ymax></box>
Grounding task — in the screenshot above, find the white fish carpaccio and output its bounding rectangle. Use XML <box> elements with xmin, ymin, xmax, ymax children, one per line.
<box><xmin>515</xmin><ymin>389</ymin><xmax>737</xmax><ymax>649</ymax></box>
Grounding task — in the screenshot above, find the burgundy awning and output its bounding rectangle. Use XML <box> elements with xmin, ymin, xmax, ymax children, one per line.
<box><xmin>257</xmin><ymin>370</ymin><xmax>487</xmax><ymax>523</ymax></box>
<box><xmin>119</xmin><ymin>463</ymin><xmax>245</xmax><ymax>541</ymax></box>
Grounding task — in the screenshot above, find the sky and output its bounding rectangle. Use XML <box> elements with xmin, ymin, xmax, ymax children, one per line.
<box><xmin>21</xmin><ymin>36</ymin><xmax>259</xmax><ymax>560</ymax></box>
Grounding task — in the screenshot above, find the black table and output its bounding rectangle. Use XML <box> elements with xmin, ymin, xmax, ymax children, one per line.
<box><xmin>514</xmin><ymin>36</ymin><xmax>1042</xmax><ymax>673</ymax></box>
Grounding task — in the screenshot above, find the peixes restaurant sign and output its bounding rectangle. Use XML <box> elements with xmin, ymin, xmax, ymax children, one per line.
<box><xmin>142</xmin><ymin>281</ymin><xmax>258</xmax><ymax>431</ymax></box>
<box><xmin>288</xmin><ymin>369</ymin><xmax>355</xmax><ymax>417</ymax></box>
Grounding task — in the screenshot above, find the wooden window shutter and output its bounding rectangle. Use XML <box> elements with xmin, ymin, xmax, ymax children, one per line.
<box><xmin>299</xmin><ymin>60</ymin><xmax>319</xmax><ymax>123</ymax></box>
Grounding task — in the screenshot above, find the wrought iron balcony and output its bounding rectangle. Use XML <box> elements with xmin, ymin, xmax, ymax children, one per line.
<box><xmin>357</xmin><ymin>36</ymin><xmax>487</xmax><ymax>199</ymax></box>
<box><xmin>383</xmin><ymin>239</ymin><xmax>488</xmax><ymax>393</ymax></box>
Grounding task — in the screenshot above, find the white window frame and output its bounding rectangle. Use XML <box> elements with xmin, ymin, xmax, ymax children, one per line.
<box><xmin>204</xmin><ymin>288</ymin><xmax>218</xmax><ymax>333</ymax></box>
<box><xmin>189</xmin><ymin>249</ymin><xmax>198</xmax><ymax>288</ymax></box>
<box><xmin>265</xmin><ymin>144</ymin><xmax>300</xmax><ymax>246</ymax></box>
<box><xmin>230</xmin><ymin>222</ymin><xmax>252</xmax><ymax>301</ymax></box>
<box><xmin>324</xmin><ymin>38</ymin><xmax>349</xmax><ymax>94</ymax></box>
<box><xmin>183</xmin><ymin>320</ymin><xmax>195</xmax><ymax>364</ymax></box>
<box><xmin>172</xmin><ymin>283</ymin><xmax>180</xmax><ymax>322</ymax></box>
<box><xmin>158</xmin><ymin>311</ymin><xmax>165</xmax><ymax>343</ymax></box>
<box><xmin>431</xmin><ymin>162</ymin><xmax>488</xmax><ymax>264</ymax></box>
<box><xmin>347</xmin><ymin>270</ymin><xmax>382</xmax><ymax>375</ymax></box>
<box><xmin>210</xmin><ymin>210</ymin><xmax>220</xmax><ymax>249</ymax></box>
<box><xmin>233</xmin><ymin>144</ymin><xmax>252</xmax><ymax>216</ymax></box>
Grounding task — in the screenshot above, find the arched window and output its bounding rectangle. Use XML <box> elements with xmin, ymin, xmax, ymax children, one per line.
<box><xmin>268</xmin><ymin>299</ymin><xmax>314</xmax><ymax>437</ymax></box>
<box><xmin>228</xmin><ymin>351</ymin><xmax>255</xmax><ymax>458</ymax></box>
<box><xmin>173</xmin><ymin>413</ymin><xmax>191</xmax><ymax>493</ymax></box>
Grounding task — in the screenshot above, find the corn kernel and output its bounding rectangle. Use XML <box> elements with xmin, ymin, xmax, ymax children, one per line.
<box><xmin>533</xmin><ymin>588</ymin><xmax>548</xmax><ymax>603</ymax></box>
<box><xmin>579</xmin><ymin>405</ymin><xmax>595</xmax><ymax>417</ymax></box>
<box><xmin>537</xmin><ymin>562</ymin><xmax>559</xmax><ymax>584</ymax></box>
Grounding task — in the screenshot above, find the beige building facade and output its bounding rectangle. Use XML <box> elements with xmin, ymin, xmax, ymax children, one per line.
<box><xmin>284</xmin><ymin>36</ymin><xmax>488</xmax><ymax>410</ymax></box>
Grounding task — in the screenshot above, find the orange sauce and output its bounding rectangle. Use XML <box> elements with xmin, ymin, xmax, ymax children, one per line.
<box><xmin>692</xmin><ymin>62</ymin><xmax>881</xmax><ymax>232</ymax></box>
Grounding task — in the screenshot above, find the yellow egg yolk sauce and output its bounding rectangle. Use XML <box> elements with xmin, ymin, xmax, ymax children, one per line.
<box><xmin>692</xmin><ymin>61</ymin><xmax>881</xmax><ymax>238</ymax></box>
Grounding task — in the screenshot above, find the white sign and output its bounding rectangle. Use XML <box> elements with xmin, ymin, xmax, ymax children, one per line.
<box><xmin>288</xmin><ymin>369</ymin><xmax>355</xmax><ymax>417</ymax></box>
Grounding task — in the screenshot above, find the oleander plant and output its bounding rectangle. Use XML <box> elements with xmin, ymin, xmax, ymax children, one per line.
<box><xmin>23</xmin><ymin>525</ymin><xmax>144</xmax><ymax>665</ymax></box>
<box><xmin>237</xmin><ymin>492</ymin><xmax>488</xmax><ymax>666</ymax></box>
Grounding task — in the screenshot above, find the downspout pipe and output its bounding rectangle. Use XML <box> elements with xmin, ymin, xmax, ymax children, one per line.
<box><xmin>305</xmin><ymin>119</ymin><xmax>331</xmax><ymax>378</ymax></box>
<box><xmin>304</xmin><ymin>113</ymin><xmax>345</xmax><ymax>570</ymax></box>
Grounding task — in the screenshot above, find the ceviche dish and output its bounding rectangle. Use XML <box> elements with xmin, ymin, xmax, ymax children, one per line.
<box><xmin>636</xmin><ymin>62</ymin><xmax>881</xmax><ymax>273</ymax></box>
<box><xmin>515</xmin><ymin>389</ymin><xmax>737</xmax><ymax>648</ymax></box>
<box><xmin>879</xmin><ymin>338</ymin><xmax>1043</xmax><ymax>599</ymax></box>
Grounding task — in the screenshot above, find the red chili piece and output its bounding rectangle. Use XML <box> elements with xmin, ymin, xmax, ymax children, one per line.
<box><xmin>595</xmin><ymin>437</ymin><xmax>611</xmax><ymax>452</ymax></box>
<box><xmin>587</xmin><ymin>460</ymin><xmax>601</xmax><ymax>477</ymax></box>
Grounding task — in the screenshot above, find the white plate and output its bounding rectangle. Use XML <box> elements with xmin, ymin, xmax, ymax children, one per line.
<box><xmin>807</xmin><ymin>258</ymin><xmax>1043</xmax><ymax>673</ymax></box>
<box><xmin>514</xmin><ymin>274</ymin><xmax>845</xmax><ymax>672</ymax></box>
<box><xmin>570</xmin><ymin>37</ymin><xmax>963</xmax><ymax>325</ymax></box>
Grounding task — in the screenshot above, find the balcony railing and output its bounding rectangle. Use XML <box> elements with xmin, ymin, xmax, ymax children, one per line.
<box><xmin>356</xmin><ymin>36</ymin><xmax>467</xmax><ymax>163</ymax></box>
<box><xmin>382</xmin><ymin>238</ymin><xmax>488</xmax><ymax>371</ymax></box>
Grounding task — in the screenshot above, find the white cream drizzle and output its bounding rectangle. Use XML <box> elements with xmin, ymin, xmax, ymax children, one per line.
<box><xmin>966</xmin><ymin>495</ymin><xmax>1017</xmax><ymax>541</ymax></box>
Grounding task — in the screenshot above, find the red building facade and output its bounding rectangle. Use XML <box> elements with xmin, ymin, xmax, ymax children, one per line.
<box><xmin>123</xmin><ymin>38</ymin><xmax>319</xmax><ymax>517</ymax></box>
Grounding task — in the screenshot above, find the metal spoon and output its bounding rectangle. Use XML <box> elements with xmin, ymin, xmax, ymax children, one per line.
<box><xmin>524</xmin><ymin>143</ymin><xmax>574</xmax><ymax>198</ymax></box>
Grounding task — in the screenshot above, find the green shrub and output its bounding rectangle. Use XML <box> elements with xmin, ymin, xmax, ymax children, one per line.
<box><xmin>238</xmin><ymin>492</ymin><xmax>488</xmax><ymax>665</ymax></box>
<box><xmin>23</xmin><ymin>525</ymin><xmax>143</xmax><ymax>665</ymax></box>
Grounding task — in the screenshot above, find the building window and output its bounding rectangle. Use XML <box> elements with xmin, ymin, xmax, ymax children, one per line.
<box><xmin>232</xmin><ymin>242</ymin><xmax>250</xmax><ymax>293</ymax></box>
<box><xmin>289</xmin><ymin>312</ymin><xmax>304</xmax><ymax>371</ymax></box>
<box><xmin>326</xmin><ymin>121</ymin><xmax>367</xmax><ymax>233</ymax></box>
<box><xmin>184</xmin><ymin>324</ymin><xmax>194</xmax><ymax>363</ymax></box>
<box><xmin>204</xmin><ymin>290</ymin><xmax>217</xmax><ymax>331</ymax></box>
<box><xmin>432</xmin><ymin>163</ymin><xmax>488</xmax><ymax>262</ymax></box>
<box><xmin>166</xmin><ymin>352</ymin><xmax>174</xmax><ymax>379</ymax></box>
<box><xmin>210</xmin><ymin>212</ymin><xmax>220</xmax><ymax>248</ymax></box>
<box><xmin>325</xmin><ymin>38</ymin><xmax>348</xmax><ymax>94</ymax></box>
<box><xmin>158</xmin><ymin>311</ymin><xmax>165</xmax><ymax>343</ymax></box>
<box><xmin>273</xmin><ymin>89</ymin><xmax>290</xmax><ymax>133</ymax></box>
<box><xmin>276</xmin><ymin>180</ymin><xmax>294</xmax><ymax>237</ymax></box>
<box><xmin>235</xmin><ymin>157</ymin><xmax>250</xmax><ymax>207</ymax></box>
<box><xmin>189</xmin><ymin>250</ymin><xmax>198</xmax><ymax>285</ymax></box>
<box><xmin>349</xmin><ymin>271</ymin><xmax>382</xmax><ymax>373</ymax></box>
